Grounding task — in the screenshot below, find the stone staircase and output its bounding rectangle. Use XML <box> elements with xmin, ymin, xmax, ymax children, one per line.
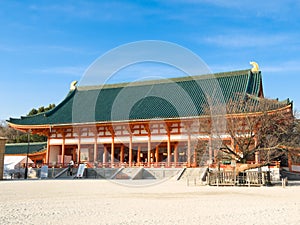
<box><xmin>110</xmin><ymin>168</ymin><xmax>182</xmax><ymax>180</ymax></box>
<box><xmin>146</xmin><ymin>168</ymin><xmax>182</xmax><ymax>179</ymax></box>
<box><xmin>54</xmin><ymin>167</ymin><xmax>78</xmax><ymax>179</ymax></box>
<box><xmin>112</xmin><ymin>168</ymin><xmax>141</xmax><ymax>179</ymax></box>
<box><xmin>40</xmin><ymin>167</ymin><xmax>208</xmax><ymax>182</ymax></box>
<box><xmin>93</xmin><ymin>168</ymin><xmax>119</xmax><ymax>179</ymax></box>
<box><xmin>179</xmin><ymin>167</ymin><xmax>208</xmax><ymax>183</ymax></box>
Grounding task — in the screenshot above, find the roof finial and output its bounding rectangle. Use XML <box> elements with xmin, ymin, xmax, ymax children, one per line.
<box><xmin>70</xmin><ymin>81</ymin><xmax>78</xmax><ymax>90</ymax></box>
<box><xmin>250</xmin><ymin>61</ymin><xmax>259</xmax><ymax>72</ymax></box>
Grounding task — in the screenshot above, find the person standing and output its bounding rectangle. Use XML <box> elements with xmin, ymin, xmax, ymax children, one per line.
<box><xmin>68</xmin><ymin>160</ymin><xmax>74</xmax><ymax>176</ymax></box>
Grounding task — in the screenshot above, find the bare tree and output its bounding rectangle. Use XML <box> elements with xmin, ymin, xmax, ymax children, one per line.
<box><xmin>3</xmin><ymin>104</ymin><xmax>56</xmax><ymax>143</ymax></box>
<box><xmin>196</xmin><ymin>93</ymin><xmax>297</xmax><ymax>171</ymax></box>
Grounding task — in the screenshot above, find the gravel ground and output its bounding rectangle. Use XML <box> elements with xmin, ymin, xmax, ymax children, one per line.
<box><xmin>0</xmin><ymin>179</ymin><xmax>299</xmax><ymax>225</ymax></box>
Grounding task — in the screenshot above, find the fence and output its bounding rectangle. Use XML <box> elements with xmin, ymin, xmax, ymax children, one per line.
<box><xmin>208</xmin><ymin>171</ymin><xmax>267</xmax><ymax>186</ymax></box>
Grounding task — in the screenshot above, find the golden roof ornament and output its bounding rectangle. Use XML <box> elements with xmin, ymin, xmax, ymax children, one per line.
<box><xmin>250</xmin><ymin>61</ymin><xmax>259</xmax><ymax>72</ymax></box>
<box><xmin>70</xmin><ymin>81</ymin><xmax>78</xmax><ymax>90</ymax></box>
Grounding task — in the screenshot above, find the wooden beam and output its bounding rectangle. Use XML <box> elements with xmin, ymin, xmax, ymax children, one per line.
<box><xmin>144</xmin><ymin>123</ymin><xmax>151</xmax><ymax>135</ymax></box>
<box><xmin>164</xmin><ymin>122</ymin><xmax>172</xmax><ymax>133</ymax></box>
<box><xmin>106</xmin><ymin>126</ymin><xmax>115</xmax><ymax>135</ymax></box>
<box><xmin>125</xmin><ymin>124</ymin><xmax>134</xmax><ymax>134</ymax></box>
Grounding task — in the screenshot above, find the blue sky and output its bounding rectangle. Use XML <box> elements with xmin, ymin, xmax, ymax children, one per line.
<box><xmin>1</xmin><ymin>0</ymin><xmax>300</xmax><ymax>120</ymax></box>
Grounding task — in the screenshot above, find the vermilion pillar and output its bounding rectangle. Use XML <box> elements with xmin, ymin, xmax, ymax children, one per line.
<box><xmin>77</xmin><ymin>137</ymin><xmax>81</xmax><ymax>164</ymax></box>
<box><xmin>137</xmin><ymin>145</ymin><xmax>141</xmax><ymax>164</ymax></box>
<box><xmin>61</xmin><ymin>134</ymin><xmax>65</xmax><ymax>166</ymax></box>
<box><xmin>148</xmin><ymin>135</ymin><xmax>151</xmax><ymax>166</ymax></box>
<box><xmin>167</xmin><ymin>132</ymin><xmax>171</xmax><ymax>167</ymax></box>
<box><xmin>187</xmin><ymin>131</ymin><xmax>191</xmax><ymax>167</ymax></box>
<box><xmin>120</xmin><ymin>145</ymin><xmax>124</xmax><ymax>163</ymax></box>
<box><xmin>94</xmin><ymin>136</ymin><xmax>98</xmax><ymax>163</ymax></box>
<box><xmin>129</xmin><ymin>134</ymin><xmax>132</xmax><ymax>167</ymax></box>
<box><xmin>174</xmin><ymin>143</ymin><xmax>178</xmax><ymax>166</ymax></box>
<box><xmin>103</xmin><ymin>145</ymin><xmax>107</xmax><ymax>164</ymax></box>
<box><xmin>46</xmin><ymin>138</ymin><xmax>50</xmax><ymax>165</ymax></box>
<box><xmin>155</xmin><ymin>145</ymin><xmax>159</xmax><ymax>163</ymax></box>
<box><xmin>111</xmin><ymin>135</ymin><xmax>115</xmax><ymax>167</ymax></box>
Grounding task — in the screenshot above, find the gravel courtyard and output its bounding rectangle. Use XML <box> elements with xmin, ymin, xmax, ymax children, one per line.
<box><xmin>0</xmin><ymin>179</ymin><xmax>299</xmax><ymax>225</ymax></box>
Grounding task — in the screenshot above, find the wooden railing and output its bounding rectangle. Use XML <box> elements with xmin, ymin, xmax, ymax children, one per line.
<box><xmin>34</xmin><ymin>161</ymin><xmax>197</xmax><ymax>169</ymax></box>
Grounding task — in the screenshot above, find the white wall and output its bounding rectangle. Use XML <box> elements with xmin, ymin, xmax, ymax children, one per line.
<box><xmin>49</xmin><ymin>146</ymin><xmax>60</xmax><ymax>164</ymax></box>
<box><xmin>291</xmin><ymin>165</ymin><xmax>300</xmax><ymax>172</ymax></box>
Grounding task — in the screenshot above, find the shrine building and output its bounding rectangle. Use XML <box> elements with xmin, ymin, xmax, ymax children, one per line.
<box><xmin>7</xmin><ymin>66</ymin><xmax>293</xmax><ymax>168</ymax></box>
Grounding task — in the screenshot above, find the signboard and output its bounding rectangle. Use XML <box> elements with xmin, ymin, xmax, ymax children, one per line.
<box><xmin>76</xmin><ymin>164</ymin><xmax>86</xmax><ymax>178</ymax></box>
<box><xmin>231</xmin><ymin>160</ymin><xmax>236</xmax><ymax>167</ymax></box>
<box><xmin>40</xmin><ymin>165</ymin><xmax>48</xmax><ymax>179</ymax></box>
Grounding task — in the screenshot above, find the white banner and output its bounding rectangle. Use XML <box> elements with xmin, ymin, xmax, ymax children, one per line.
<box><xmin>40</xmin><ymin>165</ymin><xmax>48</xmax><ymax>179</ymax></box>
<box><xmin>76</xmin><ymin>164</ymin><xmax>86</xmax><ymax>178</ymax></box>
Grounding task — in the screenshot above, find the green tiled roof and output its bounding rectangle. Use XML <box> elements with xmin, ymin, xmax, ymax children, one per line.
<box><xmin>8</xmin><ymin>69</ymin><xmax>275</xmax><ymax>126</ymax></box>
<box><xmin>5</xmin><ymin>142</ymin><xmax>47</xmax><ymax>155</ymax></box>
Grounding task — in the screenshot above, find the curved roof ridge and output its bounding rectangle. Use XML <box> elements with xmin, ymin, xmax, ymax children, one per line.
<box><xmin>44</xmin><ymin>89</ymin><xmax>76</xmax><ymax>117</ymax></box>
<box><xmin>246</xmin><ymin>93</ymin><xmax>290</xmax><ymax>104</ymax></box>
<box><xmin>7</xmin><ymin>90</ymin><xmax>76</xmax><ymax>123</ymax></box>
<box><xmin>8</xmin><ymin>113</ymin><xmax>43</xmax><ymax>123</ymax></box>
<box><xmin>77</xmin><ymin>69</ymin><xmax>252</xmax><ymax>91</ymax></box>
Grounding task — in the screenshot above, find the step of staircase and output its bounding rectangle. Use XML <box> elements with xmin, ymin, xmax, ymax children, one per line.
<box><xmin>179</xmin><ymin>167</ymin><xmax>208</xmax><ymax>181</ymax></box>
<box><xmin>114</xmin><ymin>168</ymin><xmax>141</xmax><ymax>179</ymax></box>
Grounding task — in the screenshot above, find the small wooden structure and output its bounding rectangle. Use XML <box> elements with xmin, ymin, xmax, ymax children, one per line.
<box><xmin>0</xmin><ymin>137</ymin><xmax>7</xmax><ymax>180</ymax></box>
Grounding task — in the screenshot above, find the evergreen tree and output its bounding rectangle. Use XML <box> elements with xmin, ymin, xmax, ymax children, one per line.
<box><xmin>2</xmin><ymin>103</ymin><xmax>56</xmax><ymax>143</ymax></box>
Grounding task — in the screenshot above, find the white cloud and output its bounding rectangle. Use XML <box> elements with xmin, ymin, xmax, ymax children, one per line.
<box><xmin>40</xmin><ymin>45</ymin><xmax>101</xmax><ymax>55</ymax></box>
<box><xmin>208</xmin><ymin>64</ymin><xmax>247</xmax><ymax>73</ymax></box>
<box><xmin>28</xmin><ymin>1</ymin><xmax>142</xmax><ymax>22</ymax></box>
<box><xmin>31</xmin><ymin>66</ymin><xmax>85</xmax><ymax>77</ymax></box>
<box><xmin>0</xmin><ymin>43</ymin><xmax>100</xmax><ymax>56</ymax></box>
<box><xmin>166</xmin><ymin>0</ymin><xmax>300</xmax><ymax>22</ymax></box>
<box><xmin>208</xmin><ymin>60</ymin><xmax>300</xmax><ymax>74</ymax></box>
<box><xmin>262</xmin><ymin>61</ymin><xmax>300</xmax><ymax>73</ymax></box>
<box><xmin>173</xmin><ymin>0</ymin><xmax>299</xmax><ymax>14</ymax></box>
